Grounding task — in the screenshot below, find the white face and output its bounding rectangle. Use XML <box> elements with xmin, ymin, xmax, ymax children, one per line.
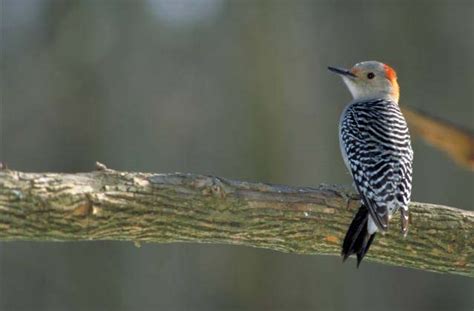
<box><xmin>342</xmin><ymin>75</ymin><xmax>375</xmax><ymax>100</ymax></box>
<box><xmin>334</xmin><ymin>61</ymin><xmax>399</xmax><ymax>102</ymax></box>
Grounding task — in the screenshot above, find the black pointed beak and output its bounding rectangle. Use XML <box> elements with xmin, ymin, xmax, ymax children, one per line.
<box><xmin>328</xmin><ymin>66</ymin><xmax>356</xmax><ymax>78</ymax></box>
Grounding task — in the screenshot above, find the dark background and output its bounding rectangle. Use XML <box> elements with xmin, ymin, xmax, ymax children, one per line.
<box><xmin>1</xmin><ymin>1</ymin><xmax>473</xmax><ymax>310</ymax></box>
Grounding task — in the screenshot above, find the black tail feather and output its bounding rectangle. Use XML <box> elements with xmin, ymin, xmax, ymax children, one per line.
<box><xmin>341</xmin><ymin>204</ymin><xmax>376</xmax><ymax>267</ymax></box>
<box><xmin>356</xmin><ymin>232</ymin><xmax>376</xmax><ymax>267</ymax></box>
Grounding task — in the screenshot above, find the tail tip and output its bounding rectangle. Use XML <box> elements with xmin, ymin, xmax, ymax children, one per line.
<box><xmin>341</xmin><ymin>252</ymin><xmax>350</xmax><ymax>263</ymax></box>
<box><xmin>341</xmin><ymin>204</ymin><xmax>375</xmax><ymax>267</ymax></box>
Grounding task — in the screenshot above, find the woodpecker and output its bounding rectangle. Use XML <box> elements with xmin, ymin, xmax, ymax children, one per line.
<box><xmin>328</xmin><ymin>61</ymin><xmax>413</xmax><ymax>267</ymax></box>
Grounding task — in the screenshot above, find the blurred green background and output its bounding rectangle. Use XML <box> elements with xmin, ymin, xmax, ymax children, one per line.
<box><xmin>1</xmin><ymin>0</ymin><xmax>473</xmax><ymax>310</ymax></box>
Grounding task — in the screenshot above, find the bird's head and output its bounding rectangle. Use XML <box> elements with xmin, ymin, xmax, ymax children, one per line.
<box><xmin>328</xmin><ymin>61</ymin><xmax>399</xmax><ymax>103</ymax></box>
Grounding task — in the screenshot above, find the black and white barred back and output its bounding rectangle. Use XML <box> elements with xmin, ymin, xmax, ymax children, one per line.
<box><xmin>340</xmin><ymin>99</ymin><xmax>413</xmax><ymax>265</ymax></box>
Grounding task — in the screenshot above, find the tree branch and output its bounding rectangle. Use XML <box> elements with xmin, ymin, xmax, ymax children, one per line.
<box><xmin>0</xmin><ymin>167</ymin><xmax>472</xmax><ymax>277</ymax></box>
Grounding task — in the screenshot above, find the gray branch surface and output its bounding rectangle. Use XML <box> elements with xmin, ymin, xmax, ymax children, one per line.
<box><xmin>0</xmin><ymin>167</ymin><xmax>472</xmax><ymax>277</ymax></box>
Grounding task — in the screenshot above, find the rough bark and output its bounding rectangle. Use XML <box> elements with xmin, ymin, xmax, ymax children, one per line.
<box><xmin>0</xmin><ymin>167</ymin><xmax>472</xmax><ymax>277</ymax></box>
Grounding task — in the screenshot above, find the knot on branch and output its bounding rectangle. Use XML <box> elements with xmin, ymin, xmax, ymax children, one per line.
<box><xmin>194</xmin><ymin>176</ymin><xmax>227</xmax><ymax>198</ymax></box>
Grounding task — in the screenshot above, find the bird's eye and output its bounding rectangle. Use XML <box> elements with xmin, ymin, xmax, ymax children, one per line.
<box><xmin>367</xmin><ymin>72</ymin><xmax>375</xmax><ymax>79</ymax></box>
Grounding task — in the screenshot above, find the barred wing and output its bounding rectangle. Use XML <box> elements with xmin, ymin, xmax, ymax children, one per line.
<box><xmin>340</xmin><ymin>99</ymin><xmax>414</xmax><ymax>232</ymax></box>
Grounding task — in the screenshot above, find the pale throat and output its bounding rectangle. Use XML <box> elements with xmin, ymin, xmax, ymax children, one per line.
<box><xmin>343</xmin><ymin>79</ymin><xmax>400</xmax><ymax>103</ymax></box>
